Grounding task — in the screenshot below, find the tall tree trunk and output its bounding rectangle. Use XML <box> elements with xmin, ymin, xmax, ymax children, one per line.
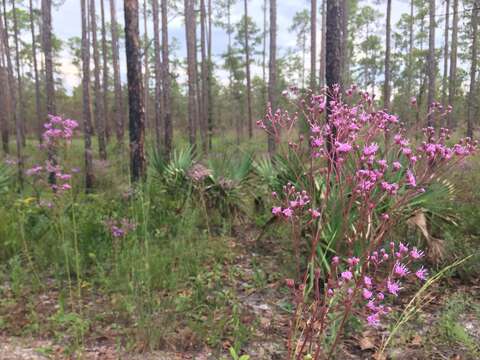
<box><xmin>200</xmin><ymin>0</ymin><xmax>209</xmax><ymax>151</ymax></box>
<box><xmin>29</xmin><ymin>0</ymin><xmax>42</xmax><ymax>143</ymax></box>
<box><xmin>81</xmin><ymin>0</ymin><xmax>94</xmax><ymax>190</ymax></box>
<box><xmin>2</xmin><ymin>0</ymin><xmax>23</xmax><ymax>187</ymax></box>
<box><xmin>267</xmin><ymin>0</ymin><xmax>277</xmax><ymax>155</ymax></box>
<box><xmin>319</xmin><ymin>0</ymin><xmax>326</xmax><ymax>89</ymax></box>
<box><xmin>42</xmin><ymin>0</ymin><xmax>56</xmax><ymax>185</ymax></box>
<box><xmin>100</xmin><ymin>0</ymin><xmax>110</xmax><ymax>141</ymax></box>
<box><xmin>42</xmin><ymin>0</ymin><xmax>55</xmax><ymax>114</ymax></box>
<box><xmin>340</xmin><ymin>0</ymin><xmax>348</xmax><ymax>86</ymax></box>
<box><xmin>426</xmin><ymin>0</ymin><xmax>436</xmax><ymax>127</ymax></box>
<box><xmin>326</xmin><ymin>0</ymin><xmax>342</xmax><ymax>91</ymax></box>
<box><xmin>442</xmin><ymin>0</ymin><xmax>450</xmax><ymax>108</ymax></box>
<box><xmin>262</xmin><ymin>0</ymin><xmax>267</xmax><ymax>105</ymax></box>
<box><xmin>383</xmin><ymin>0</ymin><xmax>392</xmax><ymax>109</ymax></box>
<box><xmin>447</xmin><ymin>0</ymin><xmax>458</xmax><ymax>129</ymax></box>
<box><xmin>152</xmin><ymin>0</ymin><xmax>162</xmax><ymax>151</ymax></box>
<box><xmin>207</xmin><ymin>0</ymin><xmax>213</xmax><ymax>149</ymax></box>
<box><xmin>466</xmin><ymin>0</ymin><xmax>479</xmax><ymax>138</ymax></box>
<box><xmin>185</xmin><ymin>0</ymin><xmax>197</xmax><ymax>148</ymax></box>
<box><xmin>161</xmin><ymin>0</ymin><xmax>172</xmax><ymax>157</ymax></box>
<box><xmin>91</xmin><ymin>0</ymin><xmax>107</xmax><ymax>160</ymax></box>
<box><xmin>124</xmin><ymin>0</ymin><xmax>146</xmax><ymax>181</ymax></box>
<box><xmin>310</xmin><ymin>0</ymin><xmax>317</xmax><ymax>90</ymax></box>
<box><xmin>194</xmin><ymin>13</ymin><xmax>203</xmax><ymax>149</ymax></box>
<box><xmin>0</xmin><ymin>7</ymin><xmax>10</xmax><ymax>154</ymax></box>
<box><xmin>0</xmin><ymin>66</ymin><xmax>8</xmax><ymax>154</ymax></box>
<box><xmin>143</xmin><ymin>0</ymin><xmax>150</xmax><ymax>134</ymax></box>
<box><xmin>11</xmin><ymin>0</ymin><xmax>25</xmax><ymax>147</ymax></box>
<box><xmin>407</xmin><ymin>0</ymin><xmax>414</xmax><ymax>99</ymax></box>
<box><xmin>110</xmin><ymin>0</ymin><xmax>125</xmax><ymax>144</ymax></box>
<box><xmin>244</xmin><ymin>0</ymin><xmax>253</xmax><ymax>138</ymax></box>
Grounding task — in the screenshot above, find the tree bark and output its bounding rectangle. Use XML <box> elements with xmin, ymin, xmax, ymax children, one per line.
<box><xmin>0</xmin><ymin>66</ymin><xmax>8</xmax><ymax>154</ymax></box>
<box><xmin>407</xmin><ymin>0</ymin><xmax>414</xmax><ymax>99</ymax></box>
<box><xmin>0</xmin><ymin>11</ymin><xmax>10</xmax><ymax>154</ymax></box>
<box><xmin>42</xmin><ymin>0</ymin><xmax>55</xmax><ymax>115</ymax></box>
<box><xmin>426</xmin><ymin>0</ymin><xmax>436</xmax><ymax>127</ymax></box>
<box><xmin>100</xmin><ymin>0</ymin><xmax>110</xmax><ymax>141</ymax></box>
<box><xmin>207</xmin><ymin>0</ymin><xmax>213</xmax><ymax>149</ymax></box>
<box><xmin>11</xmin><ymin>0</ymin><xmax>26</xmax><ymax>147</ymax></box>
<box><xmin>2</xmin><ymin>0</ymin><xmax>23</xmax><ymax>187</ymax></box>
<box><xmin>200</xmin><ymin>0</ymin><xmax>209</xmax><ymax>151</ymax></box>
<box><xmin>91</xmin><ymin>0</ymin><xmax>107</xmax><ymax>160</ymax></box>
<box><xmin>267</xmin><ymin>0</ymin><xmax>277</xmax><ymax>155</ymax></box>
<box><xmin>109</xmin><ymin>0</ymin><xmax>125</xmax><ymax>144</ymax></box>
<box><xmin>262</xmin><ymin>0</ymin><xmax>267</xmax><ymax>105</ymax></box>
<box><xmin>161</xmin><ymin>0</ymin><xmax>172</xmax><ymax>157</ymax></box>
<box><xmin>466</xmin><ymin>0</ymin><xmax>479</xmax><ymax>138</ymax></box>
<box><xmin>124</xmin><ymin>0</ymin><xmax>146</xmax><ymax>181</ymax></box>
<box><xmin>326</xmin><ymin>0</ymin><xmax>342</xmax><ymax>91</ymax></box>
<box><xmin>447</xmin><ymin>0</ymin><xmax>458</xmax><ymax>129</ymax></box>
<box><xmin>383</xmin><ymin>0</ymin><xmax>392</xmax><ymax>110</ymax></box>
<box><xmin>310</xmin><ymin>0</ymin><xmax>317</xmax><ymax>90</ymax></box>
<box><xmin>81</xmin><ymin>0</ymin><xmax>94</xmax><ymax>190</ymax></box>
<box><xmin>143</xmin><ymin>0</ymin><xmax>150</xmax><ymax>134</ymax></box>
<box><xmin>185</xmin><ymin>0</ymin><xmax>197</xmax><ymax>148</ymax></box>
<box><xmin>29</xmin><ymin>0</ymin><xmax>43</xmax><ymax>144</ymax></box>
<box><xmin>244</xmin><ymin>0</ymin><xmax>253</xmax><ymax>138</ymax></box>
<box><xmin>319</xmin><ymin>0</ymin><xmax>326</xmax><ymax>89</ymax></box>
<box><xmin>340</xmin><ymin>0</ymin><xmax>348</xmax><ymax>86</ymax></box>
<box><xmin>442</xmin><ymin>0</ymin><xmax>450</xmax><ymax>108</ymax></box>
<box><xmin>152</xmin><ymin>0</ymin><xmax>162</xmax><ymax>151</ymax></box>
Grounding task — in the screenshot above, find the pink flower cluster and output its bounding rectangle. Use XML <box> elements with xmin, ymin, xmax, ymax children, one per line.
<box><xmin>43</xmin><ymin>115</ymin><xmax>78</xmax><ymax>146</ymax></box>
<box><xmin>271</xmin><ymin>183</ymin><xmax>312</xmax><ymax>220</ymax></box>
<box><xmin>26</xmin><ymin>115</ymin><xmax>80</xmax><ymax>197</ymax></box>
<box><xmin>104</xmin><ymin>218</ymin><xmax>137</xmax><ymax>238</ymax></box>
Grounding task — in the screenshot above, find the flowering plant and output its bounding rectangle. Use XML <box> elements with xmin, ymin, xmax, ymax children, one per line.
<box><xmin>258</xmin><ymin>85</ymin><xmax>476</xmax><ymax>359</ymax></box>
<box><xmin>26</xmin><ymin>115</ymin><xmax>79</xmax><ymax>201</ymax></box>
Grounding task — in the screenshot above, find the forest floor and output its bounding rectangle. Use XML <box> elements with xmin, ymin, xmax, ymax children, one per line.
<box><xmin>1</xmin><ymin>227</ymin><xmax>479</xmax><ymax>360</ymax></box>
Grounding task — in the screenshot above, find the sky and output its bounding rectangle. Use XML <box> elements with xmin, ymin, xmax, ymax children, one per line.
<box><xmin>51</xmin><ymin>0</ymin><xmax>414</xmax><ymax>92</ymax></box>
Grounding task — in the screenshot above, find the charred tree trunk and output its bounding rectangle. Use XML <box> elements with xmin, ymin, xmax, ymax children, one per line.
<box><xmin>0</xmin><ymin>18</ymin><xmax>9</xmax><ymax>154</ymax></box>
<box><xmin>161</xmin><ymin>0</ymin><xmax>172</xmax><ymax>157</ymax></box>
<box><xmin>42</xmin><ymin>0</ymin><xmax>55</xmax><ymax>115</ymax></box>
<box><xmin>0</xmin><ymin>66</ymin><xmax>8</xmax><ymax>154</ymax></box>
<box><xmin>267</xmin><ymin>0</ymin><xmax>277</xmax><ymax>155</ymax></box>
<box><xmin>466</xmin><ymin>1</ymin><xmax>479</xmax><ymax>138</ymax></box>
<box><xmin>81</xmin><ymin>0</ymin><xmax>94</xmax><ymax>190</ymax></box>
<box><xmin>185</xmin><ymin>0</ymin><xmax>197</xmax><ymax>148</ymax></box>
<box><xmin>244</xmin><ymin>0</ymin><xmax>253</xmax><ymax>138</ymax></box>
<box><xmin>310</xmin><ymin>0</ymin><xmax>317</xmax><ymax>90</ymax></box>
<box><xmin>42</xmin><ymin>0</ymin><xmax>56</xmax><ymax>185</ymax></box>
<box><xmin>340</xmin><ymin>0</ymin><xmax>348</xmax><ymax>85</ymax></box>
<box><xmin>100</xmin><ymin>0</ymin><xmax>110</xmax><ymax>141</ymax></box>
<box><xmin>110</xmin><ymin>0</ymin><xmax>125</xmax><ymax>144</ymax></box>
<box><xmin>124</xmin><ymin>0</ymin><xmax>146</xmax><ymax>181</ymax></box>
<box><xmin>383</xmin><ymin>0</ymin><xmax>392</xmax><ymax>109</ymax></box>
<box><xmin>447</xmin><ymin>0</ymin><xmax>458</xmax><ymax>129</ymax></box>
<box><xmin>152</xmin><ymin>0</ymin><xmax>162</xmax><ymax>151</ymax></box>
<box><xmin>91</xmin><ymin>0</ymin><xmax>107</xmax><ymax>160</ymax></box>
<box><xmin>326</xmin><ymin>0</ymin><xmax>342</xmax><ymax>94</ymax></box>
<box><xmin>426</xmin><ymin>0</ymin><xmax>436</xmax><ymax>127</ymax></box>
<box><xmin>29</xmin><ymin>0</ymin><xmax>42</xmax><ymax>144</ymax></box>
